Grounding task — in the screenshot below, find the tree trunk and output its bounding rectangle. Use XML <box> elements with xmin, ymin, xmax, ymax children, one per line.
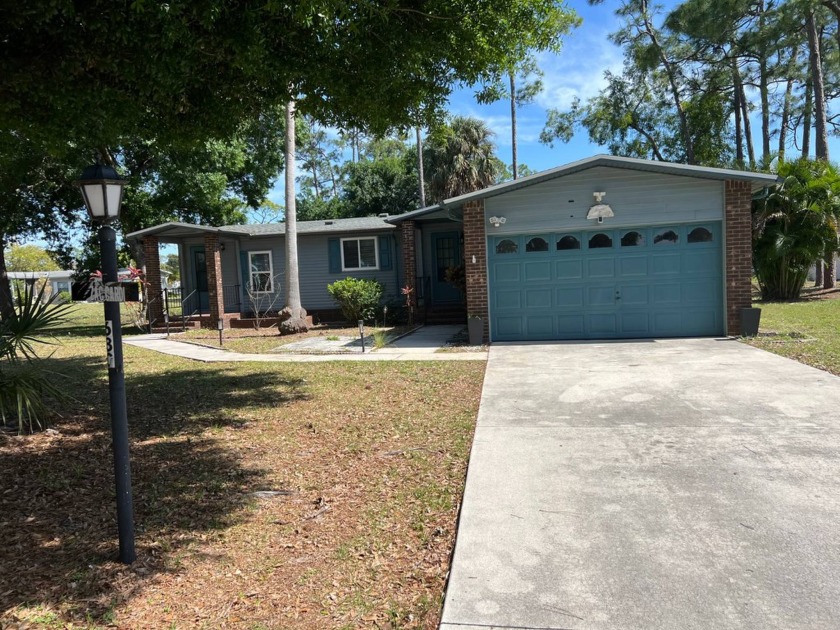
<box><xmin>807</xmin><ymin>12</ymin><xmax>833</xmax><ymax>286</ymax></box>
<box><xmin>802</xmin><ymin>79</ymin><xmax>812</xmax><ymax>158</ymax></box>
<box><xmin>778</xmin><ymin>48</ymin><xmax>798</xmax><ymax>161</ymax></box>
<box><xmin>806</xmin><ymin>10</ymin><xmax>829</xmax><ymax>161</ymax></box>
<box><xmin>778</xmin><ymin>77</ymin><xmax>794</xmax><ymax>160</ymax></box>
<box><xmin>758</xmin><ymin>2</ymin><xmax>772</xmax><ymax>164</ymax></box>
<box><xmin>280</xmin><ymin>99</ymin><xmax>308</xmax><ymax>334</ymax></box>
<box><xmin>310</xmin><ymin>157</ymin><xmax>321</xmax><ymax>199</ymax></box>
<box><xmin>510</xmin><ymin>72</ymin><xmax>518</xmax><ymax>180</ymax></box>
<box><xmin>0</xmin><ymin>234</ymin><xmax>14</xmax><ymax>319</ymax></box>
<box><xmin>416</xmin><ymin>126</ymin><xmax>426</xmax><ymax>208</ymax></box>
<box><xmin>825</xmin><ymin>258</ymin><xmax>837</xmax><ymax>290</ymax></box>
<box><xmin>815</xmin><ymin>260</ymin><xmax>823</xmax><ymax>287</ymax></box>
<box><xmin>736</xmin><ymin>75</ymin><xmax>756</xmax><ymax>167</ymax></box>
<box><xmin>733</xmin><ymin>61</ymin><xmax>744</xmax><ymax>164</ymax></box>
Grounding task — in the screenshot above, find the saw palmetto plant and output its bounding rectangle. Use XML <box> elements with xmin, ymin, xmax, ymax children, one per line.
<box><xmin>0</xmin><ymin>282</ymin><xmax>72</xmax><ymax>433</ymax></box>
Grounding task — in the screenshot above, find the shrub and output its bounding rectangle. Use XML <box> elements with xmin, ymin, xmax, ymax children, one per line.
<box><xmin>753</xmin><ymin>159</ymin><xmax>840</xmax><ymax>300</ymax></box>
<box><xmin>1</xmin><ymin>283</ymin><xmax>71</xmax><ymax>433</ymax></box>
<box><xmin>327</xmin><ymin>277</ymin><xmax>384</xmax><ymax>324</ymax></box>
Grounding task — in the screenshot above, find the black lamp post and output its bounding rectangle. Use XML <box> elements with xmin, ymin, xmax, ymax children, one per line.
<box><xmin>76</xmin><ymin>164</ymin><xmax>136</xmax><ymax>565</ymax></box>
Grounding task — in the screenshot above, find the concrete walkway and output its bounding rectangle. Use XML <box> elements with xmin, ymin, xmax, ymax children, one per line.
<box><xmin>442</xmin><ymin>338</ymin><xmax>840</xmax><ymax>629</ymax></box>
<box><xmin>124</xmin><ymin>325</ymin><xmax>486</xmax><ymax>362</ymax></box>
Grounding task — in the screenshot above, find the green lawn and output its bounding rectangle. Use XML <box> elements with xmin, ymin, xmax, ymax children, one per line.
<box><xmin>744</xmin><ymin>297</ymin><xmax>840</xmax><ymax>375</ymax></box>
<box><xmin>1</xmin><ymin>304</ymin><xmax>485</xmax><ymax>629</ymax></box>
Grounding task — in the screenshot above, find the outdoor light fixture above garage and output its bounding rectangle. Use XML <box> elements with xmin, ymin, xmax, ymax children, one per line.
<box><xmin>489</xmin><ymin>216</ymin><xmax>507</xmax><ymax>228</ymax></box>
<box><xmin>586</xmin><ymin>191</ymin><xmax>614</xmax><ymax>224</ymax></box>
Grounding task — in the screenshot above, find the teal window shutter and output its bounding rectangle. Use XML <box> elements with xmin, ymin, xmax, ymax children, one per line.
<box><xmin>328</xmin><ymin>238</ymin><xmax>341</xmax><ymax>273</ymax></box>
<box><xmin>379</xmin><ymin>235</ymin><xmax>392</xmax><ymax>271</ymax></box>
<box><xmin>240</xmin><ymin>251</ymin><xmax>249</xmax><ymax>290</ymax></box>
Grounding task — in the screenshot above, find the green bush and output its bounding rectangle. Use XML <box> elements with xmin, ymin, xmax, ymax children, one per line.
<box><xmin>56</xmin><ymin>290</ymin><xmax>71</xmax><ymax>304</ymax></box>
<box><xmin>1</xmin><ymin>283</ymin><xmax>71</xmax><ymax>433</ymax></box>
<box><xmin>327</xmin><ymin>277</ymin><xmax>384</xmax><ymax>324</ymax></box>
<box><xmin>753</xmin><ymin>159</ymin><xmax>840</xmax><ymax>300</ymax></box>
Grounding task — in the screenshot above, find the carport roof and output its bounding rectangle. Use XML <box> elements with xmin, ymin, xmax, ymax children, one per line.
<box><xmin>126</xmin><ymin>216</ymin><xmax>395</xmax><ymax>242</ymax></box>
<box><xmin>388</xmin><ymin>154</ymin><xmax>781</xmax><ymax>223</ymax></box>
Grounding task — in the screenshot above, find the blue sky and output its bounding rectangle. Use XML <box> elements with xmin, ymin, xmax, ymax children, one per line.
<box><xmin>444</xmin><ymin>1</ymin><xmax>627</xmax><ymax>173</ymax></box>
<box><xmin>443</xmin><ymin>0</ymin><xmax>840</xmax><ymax>174</ymax></box>
<box><xmin>262</xmin><ymin>0</ymin><xmax>839</xmax><ymax>209</ymax></box>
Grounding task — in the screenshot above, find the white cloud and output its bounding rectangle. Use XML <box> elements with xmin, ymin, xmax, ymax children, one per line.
<box><xmin>535</xmin><ymin>30</ymin><xmax>624</xmax><ymax>110</ymax></box>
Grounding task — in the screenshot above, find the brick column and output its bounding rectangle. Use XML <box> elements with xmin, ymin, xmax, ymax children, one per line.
<box><xmin>725</xmin><ymin>180</ymin><xmax>753</xmax><ymax>336</ymax></box>
<box><xmin>142</xmin><ymin>236</ymin><xmax>164</xmax><ymax>325</ymax></box>
<box><xmin>401</xmin><ymin>220</ymin><xmax>416</xmax><ymax>290</ymax></box>
<box><xmin>204</xmin><ymin>233</ymin><xmax>225</xmax><ymax>329</ymax></box>
<box><xmin>462</xmin><ymin>200</ymin><xmax>489</xmax><ymax>343</ymax></box>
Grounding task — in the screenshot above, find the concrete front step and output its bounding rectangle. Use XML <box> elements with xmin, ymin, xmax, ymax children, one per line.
<box><xmin>425</xmin><ymin>308</ymin><xmax>467</xmax><ymax>325</ymax></box>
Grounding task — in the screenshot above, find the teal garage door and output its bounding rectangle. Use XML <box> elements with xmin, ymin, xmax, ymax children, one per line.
<box><xmin>488</xmin><ymin>223</ymin><xmax>723</xmax><ymax>341</ymax></box>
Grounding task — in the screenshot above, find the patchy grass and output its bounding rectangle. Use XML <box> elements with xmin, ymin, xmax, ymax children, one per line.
<box><xmin>1</xmin><ymin>304</ymin><xmax>485</xmax><ymax>628</ymax></box>
<box><xmin>743</xmin><ymin>295</ymin><xmax>840</xmax><ymax>375</ymax></box>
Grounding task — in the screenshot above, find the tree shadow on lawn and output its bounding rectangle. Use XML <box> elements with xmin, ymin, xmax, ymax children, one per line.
<box><xmin>0</xmin><ymin>355</ymin><xmax>309</xmax><ymax>623</ymax></box>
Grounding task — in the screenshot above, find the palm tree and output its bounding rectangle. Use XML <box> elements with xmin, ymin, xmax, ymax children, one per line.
<box><xmin>753</xmin><ymin>159</ymin><xmax>840</xmax><ymax>300</ymax></box>
<box><xmin>279</xmin><ymin>99</ymin><xmax>308</xmax><ymax>334</ymax></box>
<box><xmin>424</xmin><ymin>116</ymin><xmax>500</xmax><ymax>203</ymax></box>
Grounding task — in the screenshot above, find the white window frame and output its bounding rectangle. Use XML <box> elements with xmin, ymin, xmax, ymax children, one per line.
<box><xmin>248</xmin><ymin>250</ymin><xmax>274</xmax><ymax>294</ymax></box>
<box><xmin>340</xmin><ymin>237</ymin><xmax>379</xmax><ymax>271</ymax></box>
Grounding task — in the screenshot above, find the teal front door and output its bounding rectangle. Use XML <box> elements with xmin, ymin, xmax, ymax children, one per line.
<box><xmin>432</xmin><ymin>231</ymin><xmax>463</xmax><ymax>304</ymax></box>
<box><xmin>190</xmin><ymin>246</ymin><xmax>210</xmax><ymax>312</ymax></box>
<box><xmin>488</xmin><ymin>223</ymin><xmax>723</xmax><ymax>341</ymax></box>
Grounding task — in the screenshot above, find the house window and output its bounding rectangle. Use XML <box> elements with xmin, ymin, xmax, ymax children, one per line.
<box><xmin>688</xmin><ymin>227</ymin><xmax>713</xmax><ymax>243</ymax></box>
<box><xmin>621</xmin><ymin>231</ymin><xmax>645</xmax><ymax>247</ymax></box>
<box><xmin>556</xmin><ymin>235</ymin><xmax>580</xmax><ymax>251</ymax></box>
<box><xmin>588</xmin><ymin>233</ymin><xmax>613</xmax><ymax>249</ymax></box>
<box><xmin>526</xmin><ymin>237</ymin><xmax>549</xmax><ymax>252</ymax></box>
<box><xmin>495</xmin><ymin>239</ymin><xmax>518</xmax><ymax>254</ymax></box>
<box><xmin>654</xmin><ymin>229</ymin><xmax>679</xmax><ymax>245</ymax></box>
<box><xmin>248</xmin><ymin>251</ymin><xmax>274</xmax><ymax>293</ymax></box>
<box><xmin>341</xmin><ymin>237</ymin><xmax>379</xmax><ymax>270</ymax></box>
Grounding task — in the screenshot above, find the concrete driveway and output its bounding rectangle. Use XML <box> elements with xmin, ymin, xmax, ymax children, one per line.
<box><xmin>441</xmin><ymin>339</ymin><xmax>840</xmax><ymax>630</ymax></box>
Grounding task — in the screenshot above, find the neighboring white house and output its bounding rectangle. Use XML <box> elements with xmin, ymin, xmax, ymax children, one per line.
<box><xmin>7</xmin><ymin>270</ymin><xmax>75</xmax><ymax>302</ymax></box>
<box><xmin>809</xmin><ymin>257</ymin><xmax>840</xmax><ymax>282</ymax></box>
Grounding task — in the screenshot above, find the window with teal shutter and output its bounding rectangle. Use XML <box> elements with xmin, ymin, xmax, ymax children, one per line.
<box><xmin>379</xmin><ymin>235</ymin><xmax>392</xmax><ymax>270</ymax></box>
<box><xmin>328</xmin><ymin>238</ymin><xmax>341</xmax><ymax>273</ymax></box>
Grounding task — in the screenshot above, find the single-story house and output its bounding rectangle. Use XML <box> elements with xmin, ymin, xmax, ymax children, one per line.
<box><xmin>126</xmin><ymin>216</ymin><xmax>403</xmax><ymax>327</ymax></box>
<box><xmin>127</xmin><ymin>155</ymin><xmax>778</xmax><ymax>342</ymax></box>
<box><xmin>8</xmin><ymin>270</ymin><xmax>75</xmax><ymax>302</ymax></box>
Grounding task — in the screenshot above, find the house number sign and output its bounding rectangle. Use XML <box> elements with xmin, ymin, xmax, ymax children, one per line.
<box><xmin>105</xmin><ymin>320</ymin><xmax>116</xmax><ymax>368</ymax></box>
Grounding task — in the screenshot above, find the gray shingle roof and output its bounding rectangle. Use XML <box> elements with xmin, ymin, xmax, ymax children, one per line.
<box><xmin>222</xmin><ymin>216</ymin><xmax>394</xmax><ymax>236</ymax></box>
<box><xmin>127</xmin><ymin>216</ymin><xmax>394</xmax><ymax>241</ymax></box>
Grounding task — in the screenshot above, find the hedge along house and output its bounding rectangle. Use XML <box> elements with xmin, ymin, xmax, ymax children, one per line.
<box><xmin>126</xmin><ymin>216</ymin><xmax>401</xmax><ymax>329</ymax></box>
<box><xmin>388</xmin><ymin>155</ymin><xmax>778</xmax><ymax>343</ymax></box>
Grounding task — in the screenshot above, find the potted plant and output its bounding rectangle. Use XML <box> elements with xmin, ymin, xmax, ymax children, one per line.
<box><xmin>467</xmin><ymin>313</ymin><xmax>484</xmax><ymax>346</ymax></box>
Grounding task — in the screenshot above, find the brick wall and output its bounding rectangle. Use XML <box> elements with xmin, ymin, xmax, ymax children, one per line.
<box><xmin>725</xmin><ymin>180</ymin><xmax>753</xmax><ymax>336</ymax></box>
<box><xmin>462</xmin><ymin>200</ymin><xmax>489</xmax><ymax>343</ymax></box>
<box><xmin>401</xmin><ymin>220</ymin><xmax>416</xmax><ymax>291</ymax></box>
<box><xmin>204</xmin><ymin>233</ymin><xmax>225</xmax><ymax>329</ymax></box>
<box><xmin>142</xmin><ymin>236</ymin><xmax>164</xmax><ymax>325</ymax></box>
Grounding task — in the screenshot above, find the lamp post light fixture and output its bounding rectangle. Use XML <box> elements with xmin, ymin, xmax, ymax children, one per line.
<box><xmin>75</xmin><ymin>163</ymin><xmax>136</xmax><ymax>565</ymax></box>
